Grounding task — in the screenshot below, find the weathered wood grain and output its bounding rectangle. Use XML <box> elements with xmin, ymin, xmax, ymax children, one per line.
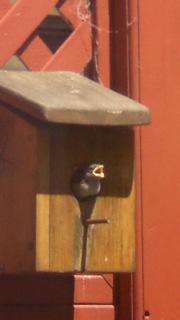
<box><xmin>49</xmin><ymin>126</ymin><xmax>83</xmax><ymax>272</ymax></box>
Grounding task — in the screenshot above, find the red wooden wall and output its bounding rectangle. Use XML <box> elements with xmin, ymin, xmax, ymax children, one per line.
<box><xmin>0</xmin><ymin>1</ymin><xmax>179</xmax><ymax>320</ymax></box>
<box><xmin>135</xmin><ymin>1</ymin><xmax>180</xmax><ymax>319</ymax></box>
<box><xmin>112</xmin><ymin>1</ymin><xmax>180</xmax><ymax>319</ymax></box>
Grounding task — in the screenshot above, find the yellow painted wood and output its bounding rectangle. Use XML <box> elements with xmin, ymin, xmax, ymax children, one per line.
<box><xmin>86</xmin><ymin>184</ymin><xmax>135</xmax><ymax>272</ymax></box>
<box><xmin>47</xmin><ymin>126</ymin><xmax>135</xmax><ymax>272</ymax></box>
<box><xmin>85</xmin><ymin>129</ymin><xmax>135</xmax><ymax>272</ymax></box>
<box><xmin>49</xmin><ymin>127</ymin><xmax>84</xmax><ymax>272</ymax></box>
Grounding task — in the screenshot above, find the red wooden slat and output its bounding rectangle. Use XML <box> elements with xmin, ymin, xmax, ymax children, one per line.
<box><xmin>102</xmin><ymin>274</ymin><xmax>113</xmax><ymax>287</ymax></box>
<box><xmin>74</xmin><ymin>306</ymin><xmax>114</xmax><ymax>320</ymax></box>
<box><xmin>0</xmin><ymin>0</ymin><xmax>11</xmax><ymax>19</ymax></box>
<box><xmin>58</xmin><ymin>0</ymin><xmax>89</xmax><ymax>28</ymax></box>
<box><xmin>0</xmin><ymin>0</ymin><xmax>57</xmax><ymax>67</ymax></box>
<box><xmin>110</xmin><ymin>2</ymin><xmax>137</xmax><ymax>319</ymax></box>
<box><xmin>127</xmin><ymin>0</ymin><xmax>144</xmax><ymax>319</ymax></box>
<box><xmin>43</xmin><ymin>21</ymin><xmax>92</xmax><ymax>71</ymax></box>
<box><xmin>74</xmin><ymin>275</ymin><xmax>113</xmax><ymax>304</ymax></box>
<box><xmin>94</xmin><ymin>0</ymin><xmax>110</xmax><ymax>87</ymax></box>
<box><xmin>18</xmin><ymin>35</ymin><xmax>53</xmax><ymax>70</ymax></box>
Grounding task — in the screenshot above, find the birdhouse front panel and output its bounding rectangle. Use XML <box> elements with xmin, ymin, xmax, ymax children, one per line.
<box><xmin>36</xmin><ymin>125</ymin><xmax>135</xmax><ymax>273</ymax></box>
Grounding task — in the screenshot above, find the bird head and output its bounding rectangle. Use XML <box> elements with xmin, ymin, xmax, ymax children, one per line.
<box><xmin>71</xmin><ymin>163</ymin><xmax>105</xmax><ymax>200</ymax></box>
<box><xmin>85</xmin><ymin>163</ymin><xmax>105</xmax><ymax>180</ymax></box>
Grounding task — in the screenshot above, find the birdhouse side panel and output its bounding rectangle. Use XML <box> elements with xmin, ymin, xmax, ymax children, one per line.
<box><xmin>0</xmin><ymin>104</ymin><xmax>38</xmax><ymax>273</ymax></box>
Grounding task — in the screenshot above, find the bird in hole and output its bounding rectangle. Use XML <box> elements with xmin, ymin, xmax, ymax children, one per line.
<box><xmin>71</xmin><ymin>163</ymin><xmax>105</xmax><ymax>201</ymax></box>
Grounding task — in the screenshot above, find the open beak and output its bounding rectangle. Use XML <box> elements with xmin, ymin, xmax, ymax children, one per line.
<box><xmin>92</xmin><ymin>165</ymin><xmax>105</xmax><ymax>179</ymax></box>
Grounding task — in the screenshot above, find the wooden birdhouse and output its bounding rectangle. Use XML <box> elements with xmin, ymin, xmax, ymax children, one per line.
<box><xmin>0</xmin><ymin>71</ymin><xmax>150</xmax><ymax>273</ymax></box>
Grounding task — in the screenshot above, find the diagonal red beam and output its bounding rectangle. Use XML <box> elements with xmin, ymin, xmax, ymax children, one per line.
<box><xmin>57</xmin><ymin>0</ymin><xmax>90</xmax><ymax>28</ymax></box>
<box><xmin>0</xmin><ymin>0</ymin><xmax>57</xmax><ymax>67</ymax></box>
<box><xmin>0</xmin><ymin>0</ymin><xmax>11</xmax><ymax>19</ymax></box>
<box><xmin>18</xmin><ymin>34</ymin><xmax>53</xmax><ymax>71</ymax></box>
<box><xmin>42</xmin><ymin>21</ymin><xmax>92</xmax><ymax>72</ymax></box>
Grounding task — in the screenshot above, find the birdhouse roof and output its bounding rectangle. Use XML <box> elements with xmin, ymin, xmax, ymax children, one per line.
<box><xmin>0</xmin><ymin>71</ymin><xmax>150</xmax><ymax>126</ymax></box>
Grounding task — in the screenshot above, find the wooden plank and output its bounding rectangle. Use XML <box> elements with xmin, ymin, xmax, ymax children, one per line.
<box><xmin>102</xmin><ymin>274</ymin><xmax>113</xmax><ymax>287</ymax></box>
<box><xmin>43</xmin><ymin>22</ymin><xmax>92</xmax><ymax>71</ymax></box>
<box><xmin>0</xmin><ymin>0</ymin><xmax>11</xmax><ymax>19</ymax></box>
<box><xmin>127</xmin><ymin>0</ymin><xmax>144</xmax><ymax>319</ymax></box>
<box><xmin>110</xmin><ymin>0</ymin><xmax>130</xmax><ymax>96</ymax></box>
<box><xmin>0</xmin><ymin>0</ymin><xmax>57</xmax><ymax>66</ymax></box>
<box><xmin>49</xmin><ymin>126</ymin><xmax>83</xmax><ymax>272</ymax></box>
<box><xmin>85</xmin><ymin>128</ymin><xmax>135</xmax><ymax>272</ymax></box>
<box><xmin>94</xmin><ymin>0</ymin><xmax>110</xmax><ymax>87</ymax></box>
<box><xmin>0</xmin><ymin>104</ymin><xmax>37</xmax><ymax>273</ymax></box>
<box><xmin>74</xmin><ymin>275</ymin><xmax>113</xmax><ymax>304</ymax></box>
<box><xmin>36</xmin><ymin>128</ymin><xmax>50</xmax><ymax>271</ymax></box>
<box><xmin>74</xmin><ymin>306</ymin><xmax>114</xmax><ymax>320</ymax></box>
<box><xmin>110</xmin><ymin>1</ymin><xmax>136</xmax><ymax>318</ymax></box>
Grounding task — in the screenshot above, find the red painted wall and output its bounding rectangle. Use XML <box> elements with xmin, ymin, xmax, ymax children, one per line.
<box><xmin>0</xmin><ymin>1</ymin><xmax>179</xmax><ymax>319</ymax></box>
<box><xmin>111</xmin><ymin>1</ymin><xmax>180</xmax><ymax>319</ymax></box>
<box><xmin>135</xmin><ymin>1</ymin><xmax>180</xmax><ymax>319</ymax></box>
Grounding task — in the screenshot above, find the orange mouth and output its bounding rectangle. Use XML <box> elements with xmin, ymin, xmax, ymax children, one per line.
<box><xmin>93</xmin><ymin>165</ymin><xmax>105</xmax><ymax>179</ymax></box>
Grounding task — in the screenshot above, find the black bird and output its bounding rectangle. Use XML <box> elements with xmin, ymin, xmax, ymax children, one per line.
<box><xmin>71</xmin><ymin>163</ymin><xmax>105</xmax><ymax>201</ymax></box>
